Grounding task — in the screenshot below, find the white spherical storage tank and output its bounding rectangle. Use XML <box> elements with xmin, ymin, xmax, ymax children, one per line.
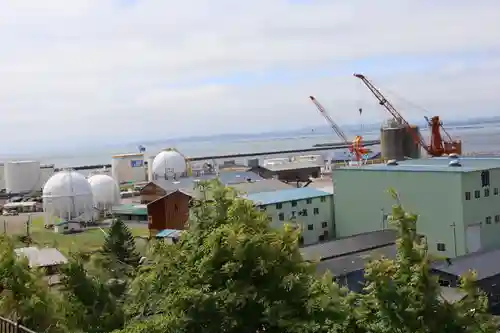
<box><xmin>4</xmin><ymin>161</ymin><xmax>41</xmax><ymax>194</ymax></box>
<box><xmin>152</xmin><ymin>149</ymin><xmax>187</xmax><ymax>180</ymax></box>
<box><xmin>42</xmin><ymin>170</ymin><xmax>94</xmax><ymax>224</ymax></box>
<box><xmin>111</xmin><ymin>153</ymin><xmax>146</xmax><ymax>184</ymax></box>
<box><xmin>88</xmin><ymin>174</ymin><xmax>120</xmax><ymax>210</ymax></box>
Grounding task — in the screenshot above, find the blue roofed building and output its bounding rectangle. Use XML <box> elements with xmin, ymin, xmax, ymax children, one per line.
<box><xmin>333</xmin><ymin>156</ymin><xmax>500</xmax><ymax>258</ymax></box>
<box><xmin>245</xmin><ymin>187</ymin><xmax>333</xmax><ymax>246</ymax></box>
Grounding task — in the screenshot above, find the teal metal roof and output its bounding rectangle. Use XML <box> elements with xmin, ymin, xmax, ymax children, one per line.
<box><xmin>339</xmin><ymin>157</ymin><xmax>500</xmax><ymax>173</ymax></box>
<box><xmin>245</xmin><ymin>187</ymin><xmax>331</xmax><ymax>206</ymax></box>
<box><xmin>111</xmin><ymin>204</ymin><xmax>147</xmax><ymax>216</ymax></box>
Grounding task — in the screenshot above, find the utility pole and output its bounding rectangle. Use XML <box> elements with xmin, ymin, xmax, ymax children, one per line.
<box><xmin>450</xmin><ymin>222</ymin><xmax>457</xmax><ymax>257</ymax></box>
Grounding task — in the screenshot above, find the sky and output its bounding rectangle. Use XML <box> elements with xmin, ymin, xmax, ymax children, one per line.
<box><xmin>0</xmin><ymin>0</ymin><xmax>500</xmax><ymax>154</ymax></box>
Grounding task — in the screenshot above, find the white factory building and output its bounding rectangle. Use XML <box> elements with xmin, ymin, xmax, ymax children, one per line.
<box><xmin>111</xmin><ymin>153</ymin><xmax>146</xmax><ymax>185</ymax></box>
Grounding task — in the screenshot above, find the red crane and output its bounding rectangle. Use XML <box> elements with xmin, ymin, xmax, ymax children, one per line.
<box><xmin>309</xmin><ymin>96</ymin><xmax>368</xmax><ymax>161</ymax></box>
<box><xmin>353</xmin><ymin>73</ymin><xmax>461</xmax><ymax>157</ymax></box>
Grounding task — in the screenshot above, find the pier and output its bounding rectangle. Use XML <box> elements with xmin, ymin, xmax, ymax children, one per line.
<box><xmin>187</xmin><ymin>139</ymin><xmax>381</xmax><ymax>161</ymax></box>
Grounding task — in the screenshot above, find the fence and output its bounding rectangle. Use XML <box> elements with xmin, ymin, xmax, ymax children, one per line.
<box><xmin>0</xmin><ymin>317</ymin><xmax>36</xmax><ymax>333</ymax></box>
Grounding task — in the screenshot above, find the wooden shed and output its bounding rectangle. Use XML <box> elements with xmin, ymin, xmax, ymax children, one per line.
<box><xmin>147</xmin><ymin>189</ymin><xmax>193</xmax><ymax>235</ymax></box>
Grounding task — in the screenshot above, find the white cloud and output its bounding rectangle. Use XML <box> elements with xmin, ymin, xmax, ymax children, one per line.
<box><xmin>0</xmin><ymin>0</ymin><xmax>499</xmax><ymax>153</ymax></box>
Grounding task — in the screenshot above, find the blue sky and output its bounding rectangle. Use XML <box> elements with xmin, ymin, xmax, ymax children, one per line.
<box><xmin>0</xmin><ymin>0</ymin><xmax>499</xmax><ymax>154</ymax></box>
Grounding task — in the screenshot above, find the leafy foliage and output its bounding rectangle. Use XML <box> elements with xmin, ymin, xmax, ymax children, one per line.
<box><xmin>59</xmin><ymin>256</ymin><xmax>125</xmax><ymax>333</ymax></box>
<box><xmin>121</xmin><ymin>180</ymin><xmax>349</xmax><ymax>333</ymax></box>
<box><xmin>0</xmin><ymin>236</ymin><xmax>67</xmax><ymax>332</ymax></box>
<box><xmin>0</xmin><ymin>182</ymin><xmax>496</xmax><ymax>333</ymax></box>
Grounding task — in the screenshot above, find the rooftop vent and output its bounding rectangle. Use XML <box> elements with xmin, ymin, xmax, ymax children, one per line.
<box><xmin>448</xmin><ymin>160</ymin><xmax>462</xmax><ymax>167</ymax></box>
<box><xmin>448</xmin><ymin>153</ymin><xmax>460</xmax><ymax>159</ymax></box>
<box><xmin>386</xmin><ymin>159</ymin><xmax>399</xmax><ymax>166</ymax></box>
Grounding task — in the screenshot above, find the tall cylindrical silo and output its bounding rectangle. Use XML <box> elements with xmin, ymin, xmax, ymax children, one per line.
<box><xmin>403</xmin><ymin>125</ymin><xmax>421</xmax><ymax>159</ymax></box>
<box><xmin>147</xmin><ymin>156</ymin><xmax>155</xmax><ymax>181</ymax></box>
<box><xmin>4</xmin><ymin>161</ymin><xmax>41</xmax><ymax>194</ymax></box>
<box><xmin>380</xmin><ymin>121</ymin><xmax>405</xmax><ymax>161</ymax></box>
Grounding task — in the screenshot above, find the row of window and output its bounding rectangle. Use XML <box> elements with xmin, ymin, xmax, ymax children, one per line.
<box><xmin>465</xmin><ymin>187</ymin><xmax>499</xmax><ymax>200</ymax></box>
<box><xmin>276</xmin><ymin>207</ymin><xmax>321</xmax><ymax>220</ymax></box>
<box><xmin>275</xmin><ymin>196</ymin><xmax>327</xmax><ymax>209</ymax></box>
<box><xmin>484</xmin><ymin>215</ymin><xmax>500</xmax><ymax>224</ymax></box>
<box><xmin>298</xmin><ymin>230</ymin><xmax>330</xmax><ymax>245</ymax></box>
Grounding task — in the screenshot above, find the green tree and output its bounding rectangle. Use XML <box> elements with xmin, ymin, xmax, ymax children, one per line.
<box><xmin>357</xmin><ymin>189</ymin><xmax>497</xmax><ymax>333</ymax></box>
<box><xmin>120</xmin><ymin>180</ymin><xmax>349</xmax><ymax>333</ymax></box>
<box><xmin>102</xmin><ymin>218</ymin><xmax>141</xmax><ymax>275</ymax></box>
<box><xmin>60</xmin><ymin>256</ymin><xmax>125</xmax><ymax>333</ymax></box>
<box><xmin>0</xmin><ymin>236</ymin><xmax>67</xmax><ymax>332</ymax></box>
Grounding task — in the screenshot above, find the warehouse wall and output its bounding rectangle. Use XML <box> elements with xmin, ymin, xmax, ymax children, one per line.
<box><xmin>333</xmin><ymin>168</ymin><xmax>463</xmax><ymax>257</ymax></box>
<box><xmin>461</xmin><ymin>169</ymin><xmax>500</xmax><ymax>251</ymax></box>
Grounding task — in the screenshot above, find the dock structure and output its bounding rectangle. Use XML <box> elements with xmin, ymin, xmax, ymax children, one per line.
<box><xmin>186</xmin><ymin>140</ymin><xmax>380</xmax><ymax>162</ymax></box>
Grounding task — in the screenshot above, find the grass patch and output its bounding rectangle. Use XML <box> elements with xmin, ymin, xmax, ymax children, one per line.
<box><xmin>13</xmin><ymin>216</ymin><xmax>150</xmax><ymax>255</ymax></box>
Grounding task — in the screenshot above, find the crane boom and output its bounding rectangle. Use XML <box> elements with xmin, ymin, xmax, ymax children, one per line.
<box><xmin>353</xmin><ymin>73</ymin><xmax>429</xmax><ymax>153</ymax></box>
<box><xmin>309</xmin><ymin>96</ymin><xmax>349</xmax><ymax>144</ymax></box>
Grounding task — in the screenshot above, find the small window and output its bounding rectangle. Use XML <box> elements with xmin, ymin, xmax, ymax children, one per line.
<box><xmin>318</xmin><ymin>234</ymin><xmax>325</xmax><ymax>242</ymax></box>
<box><xmin>301</xmin><ymin>209</ymin><xmax>308</xmax><ymax>216</ymax></box>
<box><xmin>495</xmin><ymin>188</ymin><xmax>499</xmax><ymax>196</ymax></box>
<box><xmin>291</xmin><ymin>211</ymin><xmax>296</xmax><ymax>218</ymax></box>
<box><xmin>291</xmin><ymin>200</ymin><xmax>297</xmax><ymax>207</ymax></box>
<box><xmin>306</xmin><ymin>199</ymin><xmax>312</xmax><ymax>204</ymax></box>
<box><xmin>298</xmin><ymin>236</ymin><xmax>304</xmax><ymax>245</ymax></box>
<box><xmin>439</xmin><ymin>279</ymin><xmax>450</xmax><ymax>287</ymax></box>
<box><xmin>307</xmin><ymin>224</ymin><xmax>314</xmax><ymax>230</ymax></box>
<box><xmin>278</xmin><ymin>213</ymin><xmax>284</xmax><ymax>221</ymax></box>
<box><xmin>383</xmin><ymin>214</ymin><xmax>389</xmax><ymax>221</ymax></box>
<box><xmin>321</xmin><ymin>221</ymin><xmax>328</xmax><ymax>228</ymax></box>
<box><xmin>485</xmin><ymin>189</ymin><xmax>490</xmax><ymax>197</ymax></box>
<box><xmin>437</xmin><ymin>243</ymin><xmax>446</xmax><ymax>252</ymax></box>
<box><xmin>474</xmin><ymin>190</ymin><xmax>480</xmax><ymax>199</ymax></box>
<box><xmin>313</xmin><ymin>208</ymin><xmax>319</xmax><ymax>215</ymax></box>
<box><xmin>323</xmin><ymin>230</ymin><xmax>329</xmax><ymax>239</ymax></box>
<box><xmin>465</xmin><ymin>192</ymin><xmax>471</xmax><ymax>200</ymax></box>
<box><xmin>481</xmin><ymin>170</ymin><xmax>490</xmax><ymax>187</ymax></box>
<box><xmin>276</xmin><ymin>203</ymin><xmax>282</xmax><ymax>209</ymax></box>
<box><xmin>320</xmin><ymin>196</ymin><xmax>326</xmax><ymax>202</ymax></box>
<box><xmin>486</xmin><ymin>216</ymin><xmax>492</xmax><ymax>224</ymax></box>
<box><xmin>495</xmin><ymin>215</ymin><xmax>500</xmax><ymax>223</ymax></box>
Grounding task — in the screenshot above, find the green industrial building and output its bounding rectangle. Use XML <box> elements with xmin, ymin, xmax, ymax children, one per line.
<box><xmin>333</xmin><ymin>157</ymin><xmax>500</xmax><ymax>258</ymax></box>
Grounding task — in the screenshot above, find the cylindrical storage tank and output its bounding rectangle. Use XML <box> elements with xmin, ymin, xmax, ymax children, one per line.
<box><xmin>403</xmin><ymin>125</ymin><xmax>421</xmax><ymax>159</ymax></box>
<box><xmin>111</xmin><ymin>153</ymin><xmax>145</xmax><ymax>184</ymax></box>
<box><xmin>42</xmin><ymin>170</ymin><xmax>94</xmax><ymax>225</ymax></box>
<box><xmin>152</xmin><ymin>149</ymin><xmax>187</xmax><ymax>180</ymax></box>
<box><xmin>0</xmin><ymin>163</ymin><xmax>4</xmax><ymax>190</ymax></box>
<box><xmin>5</xmin><ymin>161</ymin><xmax>41</xmax><ymax>194</ymax></box>
<box><xmin>38</xmin><ymin>164</ymin><xmax>56</xmax><ymax>191</ymax></box>
<box><xmin>380</xmin><ymin>121</ymin><xmax>405</xmax><ymax>161</ymax></box>
<box><xmin>147</xmin><ymin>156</ymin><xmax>155</xmax><ymax>181</ymax></box>
<box><xmin>88</xmin><ymin>174</ymin><xmax>120</xmax><ymax>211</ymax></box>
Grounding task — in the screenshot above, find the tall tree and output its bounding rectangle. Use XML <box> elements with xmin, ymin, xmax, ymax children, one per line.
<box><xmin>102</xmin><ymin>218</ymin><xmax>141</xmax><ymax>273</ymax></box>
<box><xmin>0</xmin><ymin>236</ymin><xmax>67</xmax><ymax>332</ymax></box>
<box><xmin>121</xmin><ymin>180</ymin><xmax>349</xmax><ymax>333</ymax></box>
<box><xmin>358</xmin><ymin>189</ymin><xmax>497</xmax><ymax>333</ymax></box>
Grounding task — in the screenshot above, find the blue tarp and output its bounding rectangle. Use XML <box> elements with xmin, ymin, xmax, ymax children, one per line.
<box><xmin>156</xmin><ymin>229</ymin><xmax>182</xmax><ymax>239</ymax></box>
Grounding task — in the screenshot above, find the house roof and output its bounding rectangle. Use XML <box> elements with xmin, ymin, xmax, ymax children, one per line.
<box><xmin>111</xmin><ymin>204</ymin><xmax>147</xmax><ymax>216</ymax></box>
<box><xmin>245</xmin><ymin>187</ymin><xmax>331</xmax><ymax>206</ymax></box>
<box><xmin>301</xmin><ymin>229</ymin><xmax>398</xmax><ymax>261</ymax></box>
<box><xmin>315</xmin><ymin>244</ymin><xmax>397</xmax><ymax>277</ymax></box>
<box><xmin>15</xmin><ymin>247</ymin><xmax>68</xmax><ymax>268</ymax></box>
<box><xmin>229</xmin><ymin>179</ymin><xmax>293</xmax><ymax>194</ymax></box>
<box><xmin>432</xmin><ymin>248</ymin><xmax>500</xmax><ymax>280</ymax></box>
<box><xmin>259</xmin><ymin>161</ymin><xmax>323</xmax><ymax>172</ymax></box>
<box><xmin>148</xmin><ymin>171</ymin><xmax>264</xmax><ymax>193</ymax></box>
